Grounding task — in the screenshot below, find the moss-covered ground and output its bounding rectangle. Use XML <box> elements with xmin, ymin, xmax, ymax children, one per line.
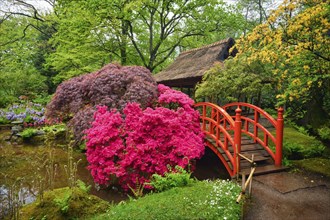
<box><xmin>292</xmin><ymin>158</ymin><xmax>330</xmax><ymax>178</ymax></box>
<box><xmin>19</xmin><ymin>186</ymin><xmax>110</xmax><ymax>220</ymax></box>
<box><xmin>280</xmin><ymin>125</ymin><xmax>330</xmax><ymax>178</ymax></box>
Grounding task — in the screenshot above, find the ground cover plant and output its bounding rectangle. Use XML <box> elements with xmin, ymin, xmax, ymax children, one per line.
<box><xmin>282</xmin><ymin>126</ymin><xmax>325</xmax><ymax>161</ymax></box>
<box><xmin>19</xmin><ymin>123</ymin><xmax>67</xmax><ymax>140</ymax></box>
<box><xmin>149</xmin><ymin>165</ymin><xmax>194</xmax><ymax>192</ymax></box>
<box><xmin>91</xmin><ymin>179</ymin><xmax>241</xmax><ymax>220</ymax></box>
<box><xmin>46</xmin><ymin>63</ymin><xmax>158</xmax><ymax>143</ymax></box>
<box><xmin>85</xmin><ymin>84</ymin><xmax>205</xmax><ymax>192</ymax></box>
<box><xmin>292</xmin><ymin>158</ymin><xmax>330</xmax><ymax>178</ymax></box>
<box><xmin>19</xmin><ymin>183</ymin><xmax>109</xmax><ymax>220</ymax></box>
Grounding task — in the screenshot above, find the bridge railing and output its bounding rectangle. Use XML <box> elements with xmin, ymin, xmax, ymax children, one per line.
<box><xmin>222</xmin><ymin>102</ymin><xmax>284</xmax><ymax>166</ymax></box>
<box><xmin>194</xmin><ymin>102</ymin><xmax>243</xmax><ymax>176</ymax></box>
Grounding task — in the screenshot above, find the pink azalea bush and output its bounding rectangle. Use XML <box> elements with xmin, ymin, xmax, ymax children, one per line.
<box><xmin>85</xmin><ymin>84</ymin><xmax>205</xmax><ymax>191</ymax></box>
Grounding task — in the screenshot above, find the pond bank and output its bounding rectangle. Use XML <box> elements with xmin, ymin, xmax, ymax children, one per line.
<box><xmin>0</xmin><ymin>129</ymin><xmax>127</xmax><ymax>219</ymax></box>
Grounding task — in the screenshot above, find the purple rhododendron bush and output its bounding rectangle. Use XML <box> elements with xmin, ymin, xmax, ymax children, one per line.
<box><xmin>85</xmin><ymin>84</ymin><xmax>205</xmax><ymax>191</ymax></box>
<box><xmin>45</xmin><ymin>63</ymin><xmax>158</xmax><ymax>142</ymax></box>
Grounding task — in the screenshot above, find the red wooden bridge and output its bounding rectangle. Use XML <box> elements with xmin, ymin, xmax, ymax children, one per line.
<box><xmin>195</xmin><ymin>102</ymin><xmax>286</xmax><ymax>177</ymax></box>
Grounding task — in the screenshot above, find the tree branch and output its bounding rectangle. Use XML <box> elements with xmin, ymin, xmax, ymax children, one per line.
<box><xmin>127</xmin><ymin>21</ymin><xmax>148</xmax><ymax>67</ymax></box>
<box><xmin>0</xmin><ymin>23</ymin><xmax>51</xmax><ymax>46</ymax></box>
<box><xmin>152</xmin><ymin>32</ymin><xmax>204</xmax><ymax>70</ymax></box>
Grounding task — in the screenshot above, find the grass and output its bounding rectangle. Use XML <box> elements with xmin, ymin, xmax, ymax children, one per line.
<box><xmin>279</xmin><ymin>125</ymin><xmax>330</xmax><ymax>178</ymax></box>
<box><xmin>283</xmin><ymin>127</ymin><xmax>325</xmax><ymax>159</ymax></box>
<box><xmin>283</xmin><ymin>126</ymin><xmax>322</xmax><ymax>148</ymax></box>
<box><xmin>90</xmin><ymin>179</ymin><xmax>242</xmax><ymax>220</ymax></box>
<box><xmin>292</xmin><ymin>158</ymin><xmax>330</xmax><ymax>178</ymax></box>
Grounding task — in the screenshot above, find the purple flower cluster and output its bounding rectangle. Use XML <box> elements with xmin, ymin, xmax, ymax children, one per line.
<box><xmin>0</xmin><ymin>102</ymin><xmax>45</xmax><ymax>124</ymax></box>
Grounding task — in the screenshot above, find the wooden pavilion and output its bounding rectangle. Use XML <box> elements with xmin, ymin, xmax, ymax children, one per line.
<box><xmin>153</xmin><ymin>38</ymin><xmax>236</xmax><ymax>91</ymax></box>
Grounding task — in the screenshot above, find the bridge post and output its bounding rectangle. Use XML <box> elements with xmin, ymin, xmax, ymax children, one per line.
<box><xmin>234</xmin><ymin>107</ymin><xmax>242</xmax><ymax>174</ymax></box>
<box><xmin>275</xmin><ymin>107</ymin><xmax>284</xmax><ymax>166</ymax></box>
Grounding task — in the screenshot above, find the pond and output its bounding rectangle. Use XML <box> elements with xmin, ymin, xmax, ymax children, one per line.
<box><xmin>0</xmin><ymin>128</ymin><xmax>127</xmax><ymax>219</ymax></box>
<box><xmin>0</xmin><ymin>128</ymin><xmax>230</xmax><ymax>219</ymax></box>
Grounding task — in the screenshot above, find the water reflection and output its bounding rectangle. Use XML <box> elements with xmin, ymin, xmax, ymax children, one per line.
<box><xmin>0</xmin><ymin>129</ymin><xmax>127</xmax><ymax>219</ymax></box>
<box><xmin>0</xmin><ymin>185</ymin><xmax>37</xmax><ymax>217</ymax></box>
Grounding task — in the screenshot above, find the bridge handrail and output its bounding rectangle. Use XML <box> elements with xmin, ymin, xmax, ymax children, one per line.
<box><xmin>222</xmin><ymin>102</ymin><xmax>284</xmax><ymax>166</ymax></box>
<box><xmin>194</xmin><ymin>102</ymin><xmax>240</xmax><ymax>175</ymax></box>
<box><xmin>222</xmin><ymin>102</ymin><xmax>277</xmax><ymax>127</ymax></box>
<box><xmin>195</xmin><ymin>102</ymin><xmax>235</xmax><ymax>128</ymax></box>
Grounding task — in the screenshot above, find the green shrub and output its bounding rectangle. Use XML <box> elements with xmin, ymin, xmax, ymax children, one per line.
<box><xmin>149</xmin><ymin>166</ymin><xmax>194</xmax><ymax>192</ymax></box>
<box><xmin>76</xmin><ymin>179</ymin><xmax>91</xmax><ymax>193</ymax></box>
<box><xmin>263</xmin><ymin>108</ymin><xmax>277</xmax><ymax>118</ymax></box>
<box><xmin>282</xmin><ymin>126</ymin><xmax>325</xmax><ymax>160</ymax></box>
<box><xmin>19</xmin><ymin>128</ymin><xmax>38</xmax><ymax>139</ymax></box>
<box><xmin>0</xmin><ymin>117</ymin><xmax>10</xmax><ymax>124</ymax></box>
<box><xmin>318</xmin><ymin>126</ymin><xmax>330</xmax><ymax>141</ymax></box>
<box><xmin>283</xmin><ymin>141</ymin><xmax>325</xmax><ymax>160</ymax></box>
<box><xmin>42</xmin><ymin>123</ymin><xmax>66</xmax><ymax>133</ymax></box>
<box><xmin>33</xmin><ymin>95</ymin><xmax>52</xmax><ymax>106</ymax></box>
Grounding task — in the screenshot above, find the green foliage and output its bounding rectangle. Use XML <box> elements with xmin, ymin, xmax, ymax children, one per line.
<box><xmin>19</xmin><ymin>128</ymin><xmax>39</xmax><ymax>139</ymax></box>
<box><xmin>92</xmin><ymin>180</ymin><xmax>241</xmax><ymax>220</ymax></box>
<box><xmin>76</xmin><ymin>179</ymin><xmax>92</xmax><ymax>193</ymax></box>
<box><xmin>47</xmin><ymin>0</ymin><xmax>245</xmax><ymax>84</ymax></box>
<box><xmin>18</xmin><ymin>124</ymin><xmax>66</xmax><ymax>141</ymax></box>
<box><xmin>47</xmin><ymin>1</ymin><xmax>109</xmax><ymax>84</ymax></box>
<box><xmin>282</xmin><ymin>126</ymin><xmax>325</xmax><ymax>160</ymax></box>
<box><xmin>318</xmin><ymin>126</ymin><xmax>330</xmax><ymax>141</ymax></box>
<box><xmin>32</xmin><ymin>95</ymin><xmax>53</xmax><ymax>106</ymax></box>
<box><xmin>283</xmin><ymin>141</ymin><xmax>324</xmax><ymax>160</ymax></box>
<box><xmin>78</xmin><ymin>142</ymin><xmax>86</xmax><ymax>152</ymax></box>
<box><xmin>42</xmin><ymin>123</ymin><xmax>66</xmax><ymax>134</ymax></box>
<box><xmin>20</xmin><ymin>187</ymin><xmax>110</xmax><ymax>219</ymax></box>
<box><xmin>196</xmin><ymin>56</ymin><xmax>275</xmax><ymax>106</ymax></box>
<box><xmin>0</xmin><ymin>17</ymin><xmax>48</xmax><ymax>107</ymax></box>
<box><xmin>149</xmin><ymin>166</ymin><xmax>194</xmax><ymax>192</ymax></box>
<box><xmin>0</xmin><ymin>117</ymin><xmax>10</xmax><ymax>124</ymax></box>
<box><xmin>54</xmin><ymin>190</ymin><xmax>71</xmax><ymax>214</ymax></box>
<box><xmin>232</xmin><ymin>0</ymin><xmax>330</xmax><ymax>128</ymax></box>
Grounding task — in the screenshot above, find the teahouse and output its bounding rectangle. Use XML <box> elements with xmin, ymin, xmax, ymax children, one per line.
<box><xmin>153</xmin><ymin>38</ymin><xmax>236</xmax><ymax>92</ymax></box>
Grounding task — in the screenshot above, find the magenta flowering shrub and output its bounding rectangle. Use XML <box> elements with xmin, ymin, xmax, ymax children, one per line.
<box><xmin>85</xmin><ymin>84</ymin><xmax>205</xmax><ymax>191</ymax></box>
<box><xmin>45</xmin><ymin>63</ymin><xmax>158</xmax><ymax>142</ymax></box>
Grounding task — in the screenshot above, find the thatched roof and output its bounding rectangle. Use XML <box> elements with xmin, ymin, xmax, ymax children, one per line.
<box><xmin>153</xmin><ymin>38</ymin><xmax>235</xmax><ymax>87</ymax></box>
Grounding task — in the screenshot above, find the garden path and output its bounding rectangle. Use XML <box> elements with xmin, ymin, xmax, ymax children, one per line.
<box><xmin>243</xmin><ymin>171</ymin><xmax>330</xmax><ymax>220</ymax></box>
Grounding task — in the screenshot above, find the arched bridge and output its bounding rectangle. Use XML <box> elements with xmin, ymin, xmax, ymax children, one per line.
<box><xmin>195</xmin><ymin>102</ymin><xmax>285</xmax><ymax>177</ymax></box>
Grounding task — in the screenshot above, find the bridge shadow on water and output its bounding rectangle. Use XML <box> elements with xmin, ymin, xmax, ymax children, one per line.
<box><xmin>192</xmin><ymin>147</ymin><xmax>231</xmax><ymax>180</ymax></box>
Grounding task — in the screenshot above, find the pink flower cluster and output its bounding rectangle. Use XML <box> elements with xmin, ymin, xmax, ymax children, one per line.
<box><xmin>85</xmin><ymin>84</ymin><xmax>204</xmax><ymax>191</ymax></box>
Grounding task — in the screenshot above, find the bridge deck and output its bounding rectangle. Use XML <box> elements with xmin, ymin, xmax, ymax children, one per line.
<box><xmin>206</xmin><ymin>135</ymin><xmax>287</xmax><ymax>177</ymax></box>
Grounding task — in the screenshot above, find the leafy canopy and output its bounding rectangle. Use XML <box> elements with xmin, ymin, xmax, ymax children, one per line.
<box><xmin>47</xmin><ymin>0</ymin><xmax>245</xmax><ymax>83</ymax></box>
<box><xmin>197</xmin><ymin>0</ymin><xmax>330</xmax><ymax>126</ymax></box>
<box><xmin>0</xmin><ymin>16</ymin><xmax>48</xmax><ymax>107</ymax></box>
<box><xmin>235</xmin><ymin>0</ymin><xmax>329</xmax><ymax>106</ymax></box>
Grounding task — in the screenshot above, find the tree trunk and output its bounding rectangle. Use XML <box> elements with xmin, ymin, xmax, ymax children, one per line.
<box><xmin>120</xmin><ymin>20</ymin><xmax>129</xmax><ymax>65</ymax></box>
